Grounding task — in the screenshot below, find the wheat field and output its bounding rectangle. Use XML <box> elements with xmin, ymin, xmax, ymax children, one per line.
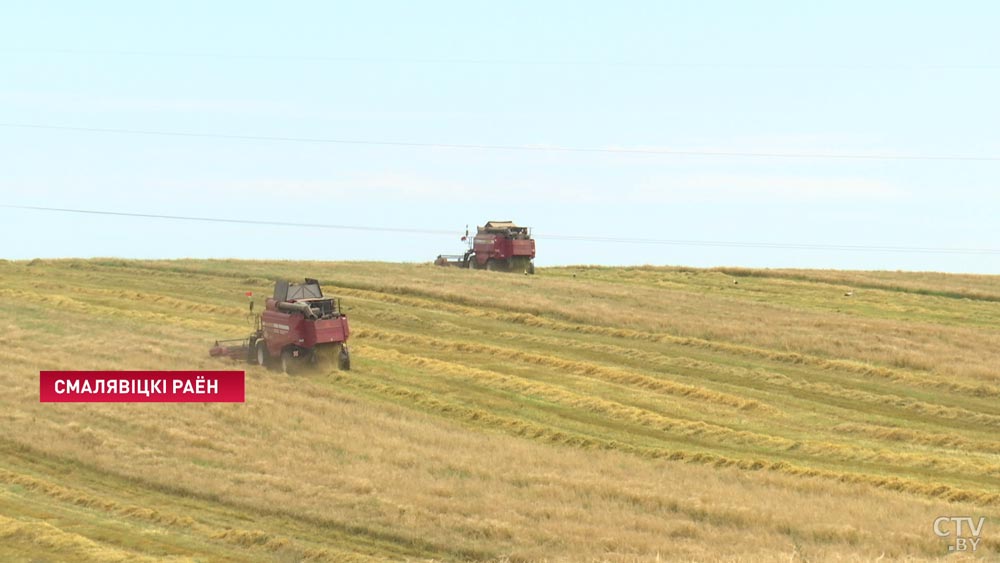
<box><xmin>0</xmin><ymin>258</ymin><xmax>998</xmax><ymax>561</ymax></box>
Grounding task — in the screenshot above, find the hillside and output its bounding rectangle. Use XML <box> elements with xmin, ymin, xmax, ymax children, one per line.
<box><xmin>1</xmin><ymin>258</ymin><xmax>998</xmax><ymax>561</ymax></box>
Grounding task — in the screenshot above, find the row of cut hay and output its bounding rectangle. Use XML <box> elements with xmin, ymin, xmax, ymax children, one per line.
<box><xmin>357</xmin><ymin>345</ymin><xmax>1000</xmax><ymax>479</ymax></box>
<box><xmin>709</xmin><ymin>266</ymin><xmax>1000</xmax><ymax>302</ymax></box>
<box><xmin>50</xmin><ymin>284</ymin><xmax>240</xmax><ymax>316</ymax></box>
<box><xmin>0</xmin><ymin>467</ymin><xmax>196</xmax><ymax>529</ymax></box>
<box><xmin>831</xmin><ymin>421</ymin><xmax>1000</xmax><ymax>455</ymax></box>
<box><xmin>331</xmin><ymin>359</ymin><xmax>1000</xmax><ymax>507</ymax></box>
<box><xmin>338</xmin><ymin>282</ymin><xmax>1000</xmax><ymax>399</ymax></box>
<box><xmin>0</xmin><ymin>457</ymin><xmax>373</xmax><ymax>563</ymax></box>
<box><xmin>0</xmin><ymin>514</ymin><xmax>167</xmax><ymax>563</ymax></box>
<box><xmin>208</xmin><ymin>528</ymin><xmax>378</xmax><ymax>562</ymax></box>
<box><xmin>492</xmin><ymin>307</ymin><xmax>1000</xmax><ymax>402</ymax></box>
<box><xmin>355</xmin><ymin>328</ymin><xmax>773</xmax><ymax>413</ymax></box>
<box><xmin>0</xmin><ymin>287</ymin><xmax>235</xmax><ymax>335</ymax></box>
<box><xmin>358</xmin><ymin>345</ymin><xmax>797</xmax><ymax>451</ymax></box>
<box><xmin>492</xmin><ymin>330</ymin><xmax>1000</xmax><ymax>443</ymax></box>
<box><xmin>346</xmin><ymin>285</ymin><xmax>1000</xmax><ymax>430</ymax></box>
<box><xmin>358</xmin><ymin>350</ymin><xmax>1000</xmax><ymax>482</ymax></box>
<box><xmin>347</xmin><ymin>290</ymin><xmax>1000</xmax><ymax>467</ymax></box>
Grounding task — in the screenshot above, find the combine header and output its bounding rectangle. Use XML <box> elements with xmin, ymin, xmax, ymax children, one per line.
<box><xmin>210</xmin><ymin>278</ymin><xmax>350</xmax><ymax>373</ymax></box>
<box><xmin>435</xmin><ymin>220</ymin><xmax>536</xmax><ymax>274</ymax></box>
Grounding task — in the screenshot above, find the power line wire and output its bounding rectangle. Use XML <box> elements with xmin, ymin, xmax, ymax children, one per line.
<box><xmin>0</xmin><ymin>204</ymin><xmax>454</xmax><ymax>236</ymax></box>
<box><xmin>1</xmin><ymin>123</ymin><xmax>997</xmax><ymax>162</ymax></box>
<box><xmin>3</xmin><ymin>204</ymin><xmax>997</xmax><ymax>256</ymax></box>
<box><xmin>5</xmin><ymin>48</ymin><xmax>999</xmax><ymax>70</ymax></box>
<box><xmin>540</xmin><ymin>234</ymin><xmax>999</xmax><ymax>254</ymax></box>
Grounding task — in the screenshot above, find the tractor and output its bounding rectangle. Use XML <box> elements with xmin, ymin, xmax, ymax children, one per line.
<box><xmin>209</xmin><ymin>278</ymin><xmax>351</xmax><ymax>373</ymax></box>
<box><xmin>435</xmin><ymin>221</ymin><xmax>536</xmax><ymax>274</ymax></box>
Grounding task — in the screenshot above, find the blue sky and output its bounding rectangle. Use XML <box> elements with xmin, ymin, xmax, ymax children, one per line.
<box><xmin>1</xmin><ymin>1</ymin><xmax>998</xmax><ymax>272</ymax></box>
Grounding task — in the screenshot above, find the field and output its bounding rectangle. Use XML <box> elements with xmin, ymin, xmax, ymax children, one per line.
<box><xmin>1</xmin><ymin>258</ymin><xmax>998</xmax><ymax>561</ymax></box>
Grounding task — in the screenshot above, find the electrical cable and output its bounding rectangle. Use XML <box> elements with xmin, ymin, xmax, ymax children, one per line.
<box><xmin>2</xmin><ymin>204</ymin><xmax>996</xmax><ymax>255</ymax></box>
<box><xmin>5</xmin><ymin>48</ymin><xmax>998</xmax><ymax>70</ymax></box>
<box><xmin>1</xmin><ymin>123</ymin><xmax>998</xmax><ymax>162</ymax></box>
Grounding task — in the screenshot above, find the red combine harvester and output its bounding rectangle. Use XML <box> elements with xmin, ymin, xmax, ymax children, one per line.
<box><xmin>209</xmin><ymin>278</ymin><xmax>350</xmax><ymax>372</ymax></box>
<box><xmin>435</xmin><ymin>221</ymin><xmax>536</xmax><ymax>274</ymax></box>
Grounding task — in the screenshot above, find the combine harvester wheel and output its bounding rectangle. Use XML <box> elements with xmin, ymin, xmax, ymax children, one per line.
<box><xmin>280</xmin><ymin>349</ymin><xmax>295</xmax><ymax>374</ymax></box>
<box><xmin>255</xmin><ymin>341</ymin><xmax>268</xmax><ymax>367</ymax></box>
<box><xmin>308</xmin><ymin>344</ymin><xmax>351</xmax><ymax>373</ymax></box>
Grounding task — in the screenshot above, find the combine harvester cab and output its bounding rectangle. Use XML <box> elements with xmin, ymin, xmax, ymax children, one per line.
<box><xmin>436</xmin><ymin>220</ymin><xmax>536</xmax><ymax>274</ymax></box>
<box><xmin>210</xmin><ymin>278</ymin><xmax>351</xmax><ymax>373</ymax></box>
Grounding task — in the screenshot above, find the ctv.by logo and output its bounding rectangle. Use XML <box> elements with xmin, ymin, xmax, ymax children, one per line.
<box><xmin>933</xmin><ymin>516</ymin><xmax>986</xmax><ymax>552</ymax></box>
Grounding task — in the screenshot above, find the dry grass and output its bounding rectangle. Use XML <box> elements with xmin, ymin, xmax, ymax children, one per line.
<box><xmin>0</xmin><ymin>258</ymin><xmax>998</xmax><ymax>561</ymax></box>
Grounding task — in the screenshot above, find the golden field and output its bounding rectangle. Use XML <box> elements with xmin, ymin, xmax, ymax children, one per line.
<box><xmin>0</xmin><ymin>258</ymin><xmax>998</xmax><ymax>561</ymax></box>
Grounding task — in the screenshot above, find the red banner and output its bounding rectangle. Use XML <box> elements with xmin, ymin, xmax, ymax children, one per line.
<box><xmin>39</xmin><ymin>371</ymin><xmax>245</xmax><ymax>403</ymax></box>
